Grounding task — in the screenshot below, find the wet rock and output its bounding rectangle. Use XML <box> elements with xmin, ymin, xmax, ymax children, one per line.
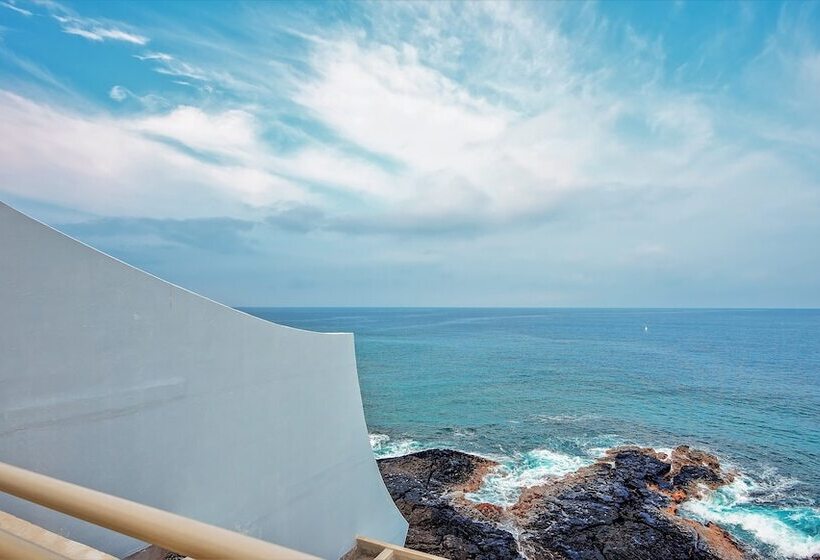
<box><xmin>473</xmin><ymin>502</ymin><xmax>505</xmax><ymax>523</ymax></box>
<box><xmin>379</xmin><ymin>446</ymin><xmax>755</xmax><ymax>560</ymax></box>
<box><xmin>511</xmin><ymin>446</ymin><xmax>750</xmax><ymax>560</ymax></box>
<box><xmin>378</xmin><ymin>450</ymin><xmax>523</xmax><ymax>560</ymax></box>
<box><xmin>668</xmin><ymin>445</ymin><xmax>734</xmax><ymax>497</ymax></box>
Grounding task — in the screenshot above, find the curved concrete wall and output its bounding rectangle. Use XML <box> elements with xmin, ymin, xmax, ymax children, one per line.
<box><xmin>0</xmin><ymin>202</ymin><xmax>407</xmax><ymax>558</ymax></box>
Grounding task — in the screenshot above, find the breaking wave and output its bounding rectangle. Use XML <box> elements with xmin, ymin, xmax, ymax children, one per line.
<box><xmin>465</xmin><ymin>448</ymin><xmax>592</xmax><ymax>506</ymax></box>
<box><xmin>369</xmin><ymin>433</ymin><xmax>426</xmax><ymax>459</ymax></box>
<box><xmin>681</xmin><ymin>475</ymin><xmax>820</xmax><ymax>559</ymax></box>
<box><xmin>369</xmin><ymin>434</ymin><xmax>818</xmax><ymax>558</ymax></box>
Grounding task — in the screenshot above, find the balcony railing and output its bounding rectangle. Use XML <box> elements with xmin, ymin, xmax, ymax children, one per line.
<box><xmin>0</xmin><ymin>460</ymin><xmax>444</xmax><ymax>560</ymax></box>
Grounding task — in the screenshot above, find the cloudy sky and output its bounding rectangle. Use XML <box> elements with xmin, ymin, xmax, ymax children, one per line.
<box><xmin>1</xmin><ymin>1</ymin><xmax>819</xmax><ymax>306</ymax></box>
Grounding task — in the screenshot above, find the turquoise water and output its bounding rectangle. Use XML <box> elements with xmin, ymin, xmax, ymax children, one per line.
<box><xmin>243</xmin><ymin>308</ymin><xmax>820</xmax><ymax>558</ymax></box>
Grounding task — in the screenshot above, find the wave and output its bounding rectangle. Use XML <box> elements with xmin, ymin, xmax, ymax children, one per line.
<box><xmin>369</xmin><ymin>434</ymin><xmax>819</xmax><ymax>558</ymax></box>
<box><xmin>578</xmin><ymin>434</ymin><xmax>626</xmax><ymax>459</ymax></box>
<box><xmin>369</xmin><ymin>433</ymin><xmax>426</xmax><ymax>459</ymax></box>
<box><xmin>534</xmin><ymin>413</ymin><xmax>600</xmax><ymax>424</ymax></box>
<box><xmin>681</xmin><ymin>476</ymin><xmax>820</xmax><ymax>559</ymax></box>
<box><xmin>465</xmin><ymin>448</ymin><xmax>593</xmax><ymax>506</ymax></box>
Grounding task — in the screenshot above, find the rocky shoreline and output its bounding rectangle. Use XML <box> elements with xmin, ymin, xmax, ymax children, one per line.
<box><xmin>377</xmin><ymin>446</ymin><xmax>761</xmax><ymax>560</ymax></box>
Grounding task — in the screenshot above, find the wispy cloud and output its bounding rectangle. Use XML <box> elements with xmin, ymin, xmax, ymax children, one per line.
<box><xmin>109</xmin><ymin>85</ymin><xmax>168</xmax><ymax>110</ymax></box>
<box><xmin>108</xmin><ymin>85</ymin><xmax>128</xmax><ymax>101</ymax></box>
<box><xmin>62</xmin><ymin>216</ymin><xmax>257</xmax><ymax>253</ymax></box>
<box><xmin>135</xmin><ymin>52</ymin><xmax>208</xmax><ymax>81</ymax></box>
<box><xmin>1</xmin><ymin>1</ymin><xmax>32</xmax><ymax>16</ymax></box>
<box><xmin>32</xmin><ymin>1</ymin><xmax>149</xmax><ymax>45</ymax></box>
<box><xmin>1</xmin><ymin>0</ymin><xmax>819</xmax><ymax>305</ymax></box>
<box><xmin>0</xmin><ymin>91</ymin><xmax>310</xmax><ymax>218</ymax></box>
<box><xmin>0</xmin><ymin>43</ymin><xmax>74</xmax><ymax>94</ymax></box>
<box><xmin>4</xmin><ymin>1</ymin><xmax>818</xmax><ymax>233</ymax></box>
<box><xmin>54</xmin><ymin>14</ymin><xmax>148</xmax><ymax>45</ymax></box>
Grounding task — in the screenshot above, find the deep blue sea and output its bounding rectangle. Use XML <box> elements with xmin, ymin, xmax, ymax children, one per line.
<box><xmin>242</xmin><ymin>308</ymin><xmax>820</xmax><ymax>559</ymax></box>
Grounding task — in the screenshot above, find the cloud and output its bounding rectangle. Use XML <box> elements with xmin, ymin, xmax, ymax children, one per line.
<box><xmin>1</xmin><ymin>1</ymin><xmax>32</xmax><ymax>16</ymax></box>
<box><xmin>135</xmin><ymin>52</ymin><xmax>209</xmax><ymax>82</ymax></box>
<box><xmin>297</xmin><ymin>40</ymin><xmax>511</xmax><ymax>172</ymax></box>
<box><xmin>3</xmin><ymin>4</ymin><xmax>819</xmax><ymax>229</ymax></box>
<box><xmin>0</xmin><ymin>91</ymin><xmax>311</xmax><ymax>219</ymax></box>
<box><xmin>287</xmin><ymin>26</ymin><xmax>727</xmax><ymax>228</ymax></box>
<box><xmin>109</xmin><ymin>85</ymin><xmax>169</xmax><ymax>110</ymax></box>
<box><xmin>53</xmin><ymin>15</ymin><xmax>148</xmax><ymax>45</ymax></box>
<box><xmin>102</xmin><ymin>3</ymin><xmax>740</xmax><ymax>232</ymax></box>
<box><xmin>32</xmin><ymin>1</ymin><xmax>149</xmax><ymax>45</ymax></box>
<box><xmin>109</xmin><ymin>85</ymin><xmax>128</xmax><ymax>101</ymax></box>
<box><xmin>131</xmin><ymin>105</ymin><xmax>259</xmax><ymax>157</ymax></box>
<box><xmin>2</xmin><ymin>1</ymin><xmax>819</xmax><ymax>305</ymax></box>
<box><xmin>264</xmin><ymin>203</ymin><xmax>326</xmax><ymax>234</ymax></box>
<box><xmin>61</xmin><ymin>216</ymin><xmax>257</xmax><ymax>253</ymax></box>
<box><xmin>133</xmin><ymin>51</ymin><xmax>250</xmax><ymax>96</ymax></box>
<box><xmin>7</xmin><ymin>1</ymin><xmax>815</xmax><ymax>240</ymax></box>
<box><xmin>0</xmin><ymin>42</ymin><xmax>74</xmax><ymax>95</ymax></box>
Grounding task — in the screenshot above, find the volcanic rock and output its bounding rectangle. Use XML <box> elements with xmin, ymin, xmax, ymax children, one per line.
<box><xmin>378</xmin><ymin>446</ymin><xmax>755</xmax><ymax>560</ymax></box>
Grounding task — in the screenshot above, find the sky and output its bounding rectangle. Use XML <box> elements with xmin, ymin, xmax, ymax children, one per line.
<box><xmin>1</xmin><ymin>0</ymin><xmax>819</xmax><ymax>307</ymax></box>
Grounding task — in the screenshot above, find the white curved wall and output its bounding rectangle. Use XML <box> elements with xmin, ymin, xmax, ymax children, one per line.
<box><xmin>0</xmin><ymin>202</ymin><xmax>408</xmax><ymax>558</ymax></box>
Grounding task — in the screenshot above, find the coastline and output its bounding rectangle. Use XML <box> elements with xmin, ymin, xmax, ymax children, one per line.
<box><xmin>372</xmin><ymin>438</ymin><xmax>820</xmax><ymax>560</ymax></box>
<box><xmin>258</xmin><ymin>307</ymin><xmax>819</xmax><ymax>560</ymax></box>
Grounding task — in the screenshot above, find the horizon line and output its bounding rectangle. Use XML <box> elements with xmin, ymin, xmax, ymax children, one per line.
<box><xmin>234</xmin><ymin>305</ymin><xmax>820</xmax><ymax>311</ymax></box>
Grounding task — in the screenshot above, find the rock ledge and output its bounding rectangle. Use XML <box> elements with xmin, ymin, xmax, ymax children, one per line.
<box><xmin>378</xmin><ymin>446</ymin><xmax>756</xmax><ymax>560</ymax></box>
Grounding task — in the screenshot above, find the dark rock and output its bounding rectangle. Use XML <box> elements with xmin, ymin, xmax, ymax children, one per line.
<box><xmin>378</xmin><ymin>449</ymin><xmax>497</xmax><ymax>493</ymax></box>
<box><xmin>512</xmin><ymin>447</ymin><xmax>750</xmax><ymax>560</ymax></box>
<box><xmin>379</xmin><ymin>446</ymin><xmax>755</xmax><ymax>560</ymax></box>
<box><xmin>667</xmin><ymin>445</ymin><xmax>734</xmax><ymax>496</ymax></box>
<box><xmin>378</xmin><ymin>450</ymin><xmax>523</xmax><ymax>560</ymax></box>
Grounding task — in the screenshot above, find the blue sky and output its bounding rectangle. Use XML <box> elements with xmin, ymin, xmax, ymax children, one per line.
<box><xmin>1</xmin><ymin>0</ymin><xmax>819</xmax><ymax>307</ymax></box>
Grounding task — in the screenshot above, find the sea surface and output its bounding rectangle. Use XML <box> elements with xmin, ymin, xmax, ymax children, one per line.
<box><xmin>242</xmin><ymin>308</ymin><xmax>820</xmax><ymax>559</ymax></box>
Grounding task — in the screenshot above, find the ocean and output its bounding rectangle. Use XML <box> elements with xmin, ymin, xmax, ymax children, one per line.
<box><xmin>242</xmin><ymin>308</ymin><xmax>820</xmax><ymax>559</ymax></box>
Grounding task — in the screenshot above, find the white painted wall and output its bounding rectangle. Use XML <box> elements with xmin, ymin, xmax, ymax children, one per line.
<box><xmin>0</xmin><ymin>202</ymin><xmax>408</xmax><ymax>558</ymax></box>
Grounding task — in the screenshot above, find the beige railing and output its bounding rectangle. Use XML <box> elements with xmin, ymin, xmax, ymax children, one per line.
<box><xmin>0</xmin><ymin>461</ymin><xmax>447</xmax><ymax>560</ymax></box>
<box><xmin>0</xmin><ymin>460</ymin><xmax>319</xmax><ymax>560</ymax></box>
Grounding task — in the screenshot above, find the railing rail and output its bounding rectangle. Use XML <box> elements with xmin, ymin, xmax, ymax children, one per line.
<box><xmin>0</xmin><ymin>460</ymin><xmax>320</xmax><ymax>560</ymax></box>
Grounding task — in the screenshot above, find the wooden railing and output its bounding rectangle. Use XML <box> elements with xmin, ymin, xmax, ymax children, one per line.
<box><xmin>0</xmin><ymin>460</ymin><xmax>319</xmax><ymax>560</ymax></box>
<box><xmin>0</xmin><ymin>461</ymin><xmax>448</xmax><ymax>560</ymax></box>
<box><xmin>0</xmin><ymin>463</ymin><xmax>445</xmax><ymax>560</ymax></box>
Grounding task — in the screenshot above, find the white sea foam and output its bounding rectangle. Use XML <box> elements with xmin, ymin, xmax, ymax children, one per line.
<box><xmin>682</xmin><ymin>476</ymin><xmax>820</xmax><ymax>559</ymax></box>
<box><xmin>581</xmin><ymin>434</ymin><xmax>624</xmax><ymax>459</ymax></box>
<box><xmin>535</xmin><ymin>413</ymin><xmax>600</xmax><ymax>424</ymax></box>
<box><xmin>369</xmin><ymin>433</ymin><xmax>389</xmax><ymax>449</ymax></box>
<box><xmin>465</xmin><ymin>448</ymin><xmax>592</xmax><ymax>506</ymax></box>
<box><xmin>371</xmin><ymin>432</ymin><xmax>819</xmax><ymax>559</ymax></box>
<box><xmin>369</xmin><ymin>433</ymin><xmax>425</xmax><ymax>459</ymax></box>
<box><xmin>584</xmin><ymin>447</ymin><xmax>609</xmax><ymax>458</ymax></box>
